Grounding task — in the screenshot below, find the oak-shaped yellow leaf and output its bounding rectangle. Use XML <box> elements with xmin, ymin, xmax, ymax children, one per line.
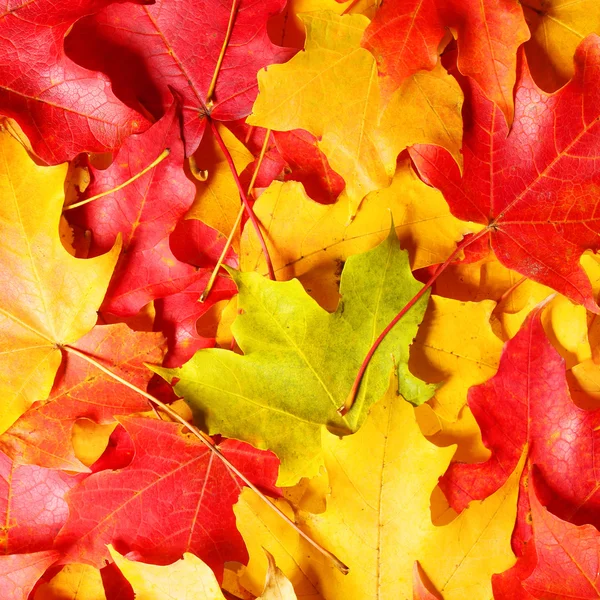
<box><xmin>186</xmin><ymin>123</ymin><xmax>253</xmax><ymax>250</ymax></box>
<box><xmin>236</xmin><ymin>382</ymin><xmax>518</xmax><ymax>599</ymax></box>
<box><xmin>109</xmin><ymin>546</ymin><xmax>225</xmax><ymax>600</ymax></box>
<box><xmin>524</xmin><ymin>0</ymin><xmax>600</xmax><ymax>91</ymax></box>
<box><xmin>410</xmin><ymin>296</ymin><xmax>503</xmax><ymax>421</ymax></box>
<box><xmin>0</xmin><ymin>131</ymin><xmax>119</xmax><ymax>433</ymax></box>
<box><xmin>34</xmin><ymin>563</ymin><xmax>105</xmax><ymax>600</ymax></box>
<box><xmin>241</xmin><ymin>159</ymin><xmax>478</xmax><ymax>311</ymax></box>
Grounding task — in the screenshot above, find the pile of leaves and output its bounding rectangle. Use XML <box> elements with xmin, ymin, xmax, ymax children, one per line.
<box><xmin>2</xmin><ymin>0</ymin><xmax>600</xmax><ymax>597</ymax></box>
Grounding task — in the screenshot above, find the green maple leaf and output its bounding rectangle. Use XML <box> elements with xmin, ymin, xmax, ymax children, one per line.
<box><xmin>156</xmin><ymin>227</ymin><xmax>435</xmax><ymax>485</ymax></box>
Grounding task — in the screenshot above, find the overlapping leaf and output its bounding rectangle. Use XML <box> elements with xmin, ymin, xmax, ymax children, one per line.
<box><xmin>56</xmin><ymin>416</ymin><xmax>280</xmax><ymax>579</ymax></box>
<box><xmin>0</xmin><ymin>0</ymin><xmax>148</xmax><ymax>164</ymax></box>
<box><xmin>158</xmin><ymin>228</ymin><xmax>435</xmax><ymax>485</ymax></box>
<box><xmin>65</xmin><ymin>0</ymin><xmax>295</xmax><ymax>155</ymax></box>
<box><xmin>0</xmin><ymin>130</ymin><xmax>119</xmax><ymax>434</ymax></box>
<box><xmin>411</xmin><ymin>36</ymin><xmax>600</xmax><ymax>311</ymax></box>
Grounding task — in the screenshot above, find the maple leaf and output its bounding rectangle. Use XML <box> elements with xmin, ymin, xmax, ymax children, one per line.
<box><xmin>248</xmin><ymin>11</ymin><xmax>465</xmax><ymax>212</ymax></box>
<box><xmin>235</xmin><ymin>380</ymin><xmax>520</xmax><ymax>599</ymax></box>
<box><xmin>185</xmin><ymin>123</ymin><xmax>254</xmax><ymax>246</ymax></box>
<box><xmin>0</xmin><ymin>130</ymin><xmax>119</xmax><ymax>433</ymax></box>
<box><xmin>441</xmin><ymin>302</ymin><xmax>600</xmax><ymax>543</ymax></box>
<box><xmin>523</xmin><ymin>0</ymin><xmax>600</xmax><ymax>92</ymax></box>
<box><xmin>0</xmin><ymin>0</ymin><xmax>149</xmax><ymax>164</ymax></box>
<box><xmin>0</xmin><ymin>323</ymin><xmax>165</xmax><ymax>471</ymax></box>
<box><xmin>157</xmin><ymin>227</ymin><xmax>435</xmax><ymax>485</ymax></box>
<box><xmin>410</xmin><ymin>36</ymin><xmax>600</xmax><ymax>312</ymax></box>
<box><xmin>34</xmin><ymin>563</ymin><xmax>106</xmax><ymax>600</ymax></box>
<box><xmin>67</xmin><ymin>103</ymin><xmax>199</xmax><ymax>316</ymax></box>
<box><xmin>241</xmin><ymin>161</ymin><xmax>478</xmax><ymax>312</ymax></box>
<box><xmin>108</xmin><ymin>546</ymin><xmax>227</xmax><ymax>600</ymax></box>
<box><xmin>55</xmin><ymin>416</ymin><xmax>280</xmax><ymax>579</ymax></box>
<box><xmin>520</xmin><ymin>473</ymin><xmax>600</xmax><ymax>598</ymax></box>
<box><xmin>362</xmin><ymin>0</ymin><xmax>530</xmax><ymax>121</ymax></box>
<box><xmin>64</xmin><ymin>0</ymin><xmax>295</xmax><ymax>156</ymax></box>
<box><xmin>0</xmin><ymin>551</ymin><xmax>59</xmax><ymax>600</ymax></box>
<box><xmin>0</xmin><ymin>451</ymin><xmax>77</xmax><ymax>554</ymax></box>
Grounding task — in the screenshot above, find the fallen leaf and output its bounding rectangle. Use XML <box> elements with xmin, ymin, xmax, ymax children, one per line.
<box><xmin>241</xmin><ymin>159</ymin><xmax>478</xmax><ymax>312</ymax></box>
<box><xmin>362</xmin><ymin>0</ymin><xmax>530</xmax><ymax>121</ymax></box>
<box><xmin>0</xmin><ymin>130</ymin><xmax>119</xmax><ymax>433</ymax></box>
<box><xmin>34</xmin><ymin>564</ymin><xmax>105</xmax><ymax>600</ymax></box>
<box><xmin>441</xmin><ymin>303</ymin><xmax>600</xmax><ymax>538</ymax></box>
<box><xmin>523</xmin><ymin>0</ymin><xmax>600</xmax><ymax>91</ymax></box>
<box><xmin>68</xmin><ymin>104</ymin><xmax>198</xmax><ymax>316</ymax></box>
<box><xmin>410</xmin><ymin>36</ymin><xmax>600</xmax><ymax>312</ymax></box>
<box><xmin>258</xmin><ymin>550</ymin><xmax>297</xmax><ymax>600</ymax></box>
<box><xmin>0</xmin><ymin>551</ymin><xmax>59</xmax><ymax>600</ymax></box>
<box><xmin>237</xmin><ymin>381</ymin><xmax>519</xmax><ymax>599</ymax></box>
<box><xmin>522</xmin><ymin>473</ymin><xmax>600</xmax><ymax>598</ymax></box>
<box><xmin>65</xmin><ymin>0</ymin><xmax>294</xmax><ymax>155</ymax></box>
<box><xmin>56</xmin><ymin>416</ymin><xmax>280</xmax><ymax>579</ymax></box>
<box><xmin>0</xmin><ymin>324</ymin><xmax>165</xmax><ymax>471</ymax></box>
<box><xmin>109</xmin><ymin>546</ymin><xmax>226</xmax><ymax>600</ymax></box>
<box><xmin>158</xmin><ymin>228</ymin><xmax>435</xmax><ymax>485</ymax></box>
<box><xmin>0</xmin><ymin>0</ymin><xmax>148</xmax><ymax>163</ymax></box>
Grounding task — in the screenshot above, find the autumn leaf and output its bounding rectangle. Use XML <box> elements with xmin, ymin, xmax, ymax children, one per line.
<box><xmin>241</xmin><ymin>159</ymin><xmax>479</xmax><ymax>312</ymax></box>
<box><xmin>0</xmin><ymin>0</ymin><xmax>148</xmax><ymax>164</ymax></box>
<box><xmin>0</xmin><ymin>551</ymin><xmax>59</xmax><ymax>600</ymax></box>
<box><xmin>108</xmin><ymin>546</ymin><xmax>227</xmax><ymax>600</ymax></box>
<box><xmin>0</xmin><ymin>324</ymin><xmax>165</xmax><ymax>471</ymax></box>
<box><xmin>236</xmin><ymin>380</ymin><xmax>520</xmax><ymax>599</ymax></box>
<box><xmin>157</xmin><ymin>227</ymin><xmax>435</xmax><ymax>485</ymax></box>
<box><xmin>67</xmin><ymin>103</ymin><xmax>199</xmax><ymax>316</ymax></box>
<box><xmin>34</xmin><ymin>564</ymin><xmax>106</xmax><ymax>600</ymax></box>
<box><xmin>362</xmin><ymin>0</ymin><xmax>530</xmax><ymax>121</ymax></box>
<box><xmin>521</xmin><ymin>473</ymin><xmax>600</xmax><ymax>598</ymax></box>
<box><xmin>64</xmin><ymin>0</ymin><xmax>295</xmax><ymax>155</ymax></box>
<box><xmin>0</xmin><ymin>129</ymin><xmax>119</xmax><ymax>433</ymax></box>
<box><xmin>523</xmin><ymin>0</ymin><xmax>600</xmax><ymax>92</ymax></box>
<box><xmin>411</xmin><ymin>36</ymin><xmax>600</xmax><ymax>312</ymax></box>
<box><xmin>248</xmin><ymin>11</ymin><xmax>464</xmax><ymax>212</ymax></box>
<box><xmin>55</xmin><ymin>416</ymin><xmax>280</xmax><ymax>578</ymax></box>
<box><xmin>441</xmin><ymin>302</ymin><xmax>600</xmax><ymax>543</ymax></box>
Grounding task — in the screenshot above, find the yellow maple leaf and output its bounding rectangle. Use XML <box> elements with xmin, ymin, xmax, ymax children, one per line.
<box><xmin>186</xmin><ymin>123</ymin><xmax>253</xmax><ymax>250</ymax></box>
<box><xmin>241</xmin><ymin>159</ymin><xmax>478</xmax><ymax>311</ymax></box>
<box><xmin>249</xmin><ymin>11</ymin><xmax>464</xmax><ymax>213</ymax></box>
<box><xmin>109</xmin><ymin>546</ymin><xmax>226</xmax><ymax>600</ymax></box>
<box><xmin>0</xmin><ymin>130</ymin><xmax>119</xmax><ymax>433</ymax></box>
<box><xmin>236</xmin><ymin>381</ymin><xmax>519</xmax><ymax>599</ymax></box>
<box><xmin>524</xmin><ymin>0</ymin><xmax>600</xmax><ymax>91</ymax></box>
<box><xmin>34</xmin><ymin>564</ymin><xmax>105</xmax><ymax>600</ymax></box>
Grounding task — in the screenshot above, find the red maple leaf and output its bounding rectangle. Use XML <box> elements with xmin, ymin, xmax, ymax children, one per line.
<box><xmin>67</xmin><ymin>103</ymin><xmax>200</xmax><ymax>316</ymax></box>
<box><xmin>440</xmin><ymin>303</ymin><xmax>600</xmax><ymax>537</ymax></box>
<box><xmin>521</xmin><ymin>472</ymin><xmax>600</xmax><ymax>598</ymax></box>
<box><xmin>64</xmin><ymin>0</ymin><xmax>295</xmax><ymax>156</ymax></box>
<box><xmin>362</xmin><ymin>0</ymin><xmax>530</xmax><ymax>120</ymax></box>
<box><xmin>0</xmin><ymin>551</ymin><xmax>59</xmax><ymax>600</ymax></box>
<box><xmin>410</xmin><ymin>36</ymin><xmax>600</xmax><ymax>312</ymax></box>
<box><xmin>55</xmin><ymin>416</ymin><xmax>280</xmax><ymax>578</ymax></box>
<box><xmin>0</xmin><ymin>324</ymin><xmax>165</xmax><ymax>471</ymax></box>
<box><xmin>0</xmin><ymin>0</ymin><xmax>149</xmax><ymax>164</ymax></box>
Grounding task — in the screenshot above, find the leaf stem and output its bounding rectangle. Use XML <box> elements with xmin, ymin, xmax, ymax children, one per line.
<box><xmin>338</xmin><ymin>228</ymin><xmax>490</xmax><ymax>416</ymax></box>
<box><xmin>209</xmin><ymin>119</ymin><xmax>276</xmax><ymax>280</ymax></box>
<box><xmin>206</xmin><ymin>0</ymin><xmax>240</xmax><ymax>105</ymax></box>
<box><xmin>64</xmin><ymin>149</ymin><xmax>170</xmax><ymax>211</ymax></box>
<box><xmin>201</xmin><ymin>128</ymin><xmax>272</xmax><ymax>302</ymax></box>
<box><xmin>62</xmin><ymin>344</ymin><xmax>348</xmax><ymax>574</ymax></box>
